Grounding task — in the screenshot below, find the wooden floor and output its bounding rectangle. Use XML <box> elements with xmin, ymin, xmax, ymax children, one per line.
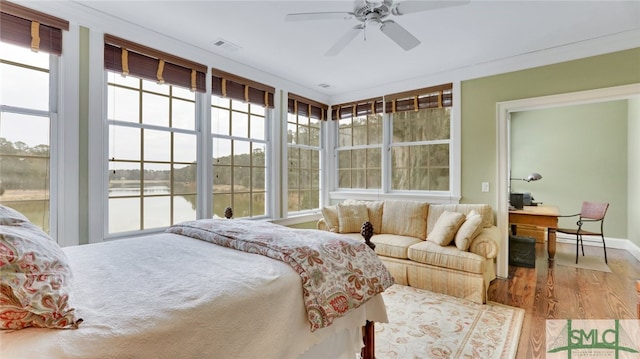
<box><xmin>487</xmin><ymin>242</ymin><xmax>640</xmax><ymax>359</ymax></box>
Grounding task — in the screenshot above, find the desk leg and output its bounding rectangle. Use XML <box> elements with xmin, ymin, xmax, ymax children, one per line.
<box><xmin>548</xmin><ymin>228</ymin><xmax>557</xmax><ymax>260</ymax></box>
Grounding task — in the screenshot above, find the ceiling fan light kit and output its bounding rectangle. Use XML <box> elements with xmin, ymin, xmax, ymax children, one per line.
<box><xmin>285</xmin><ymin>0</ymin><xmax>470</xmax><ymax>56</ymax></box>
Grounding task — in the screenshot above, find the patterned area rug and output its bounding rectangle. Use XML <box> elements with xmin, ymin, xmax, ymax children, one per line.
<box><xmin>375</xmin><ymin>285</ymin><xmax>524</xmax><ymax>359</ymax></box>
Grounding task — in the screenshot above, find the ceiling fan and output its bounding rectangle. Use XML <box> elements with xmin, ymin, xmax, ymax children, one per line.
<box><xmin>285</xmin><ymin>0</ymin><xmax>470</xmax><ymax>56</ymax></box>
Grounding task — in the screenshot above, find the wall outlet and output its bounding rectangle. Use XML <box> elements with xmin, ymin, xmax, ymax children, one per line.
<box><xmin>482</xmin><ymin>182</ymin><xmax>490</xmax><ymax>193</ymax></box>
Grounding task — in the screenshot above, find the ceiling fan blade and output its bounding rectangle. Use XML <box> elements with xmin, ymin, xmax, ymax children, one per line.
<box><xmin>325</xmin><ymin>25</ymin><xmax>363</xmax><ymax>56</ymax></box>
<box><xmin>392</xmin><ymin>0</ymin><xmax>470</xmax><ymax>16</ymax></box>
<box><xmin>380</xmin><ymin>20</ymin><xmax>420</xmax><ymax>51</ymax></box>
<box><xmin>285</xmin><ymin>12</ymin><xmax>354</xmax><ymax>22</ymax></box>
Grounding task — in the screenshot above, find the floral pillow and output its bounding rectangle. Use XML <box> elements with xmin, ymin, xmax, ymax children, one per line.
<box><xmin>0</xmin><ymin>205</ymin><xmax>30</xmax><ymax>226</ymax></box>
<box><xmin>0</xmin><ymin>221</ymin><xmax>82</xmax><ymax>330</ymax></box>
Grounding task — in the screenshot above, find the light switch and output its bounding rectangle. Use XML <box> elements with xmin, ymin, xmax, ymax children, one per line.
<box><xmin>481</xmin><ymin>182</ymin><xmax>490</xmax><ymax>193</ymax></box>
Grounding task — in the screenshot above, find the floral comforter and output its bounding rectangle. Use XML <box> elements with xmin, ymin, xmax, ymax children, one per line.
<box><xmin>166</xmin><ymin>219</ymin><xmax>394</xmax><ymax>331</ymax></box>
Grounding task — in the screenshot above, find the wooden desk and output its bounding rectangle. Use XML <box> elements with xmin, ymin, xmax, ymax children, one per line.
<box><xmin>509</xmin><ymin>205</ymin><xmax>559</xmax><ymax>259</ymax></box>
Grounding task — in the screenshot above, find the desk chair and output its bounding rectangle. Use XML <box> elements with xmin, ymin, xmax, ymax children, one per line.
<box><xmin>556</xmin><ymin>201</ymin><xmax>609</xmax><ymax>264</ymax></box>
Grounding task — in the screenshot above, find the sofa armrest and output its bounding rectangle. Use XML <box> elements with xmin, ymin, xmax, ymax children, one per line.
<box><xmin>317</xmin><ymin>218</ymin><xmax>330</xmax><ymax>231</ymax></box>
<box><xmin>468</xmin><ymin>226</ymin><xmax>500</xmax><ymax>259</ymax></box>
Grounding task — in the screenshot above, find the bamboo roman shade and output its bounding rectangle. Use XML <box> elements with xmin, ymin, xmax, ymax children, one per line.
<box><xmin>0</xmin><ymin>1</ymin><xmax>69</xmax><ymax>55</ymax></box>
<box><xmin>104</xmin><ymin>34</ymin><xmax>207</xmax><ymax>92</ymax></box>
<box><xmin>211</xmin><ymin>68</ymin><xmax>275</xmax><ymax>108</ymax></box>
<box><xmin>288</xmin><ymin>93</ymin><xmax>329</xmax><ymax>120</ymax></box>
<box><xmin>331</xmin><ymin>97</ymin><xmax>384</xmax><ymax>121</ymax></box>
<box><xmin>384</xmin><ymin>83</ymin><xmax>453</xmax><ymax>113</ymax></box>
<box><xmin>331</xmin><ymin>83</ymin><xmax>453</xmax><ymax>119</ymax></box>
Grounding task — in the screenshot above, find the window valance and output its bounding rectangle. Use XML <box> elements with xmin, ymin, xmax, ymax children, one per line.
<box><xmin>0</xmin><ymin>1</ymin><xmax>68</xmax><ymax>55</ymax></box>
<box><xmin>331</xmin><ymin>97</ymin><xmax>384</xmax><ymax>120</ymax></box>
<box><xmin>288</xmin><ymin>93</ymin><xmax>329</xmax><ymax>120</ymax></box>
<box><xmin>211</xmin><ymin>68</ymin><xmax>275</xmax><ymax>108</ymax></box>
<box><xmin>330</xmin><ymin>83</ymin><xmax>453</xmax><ymax>119</ymax></box>
<box><xmin>104</xmin><ymin>34</ymin><xmax>207</xmax><ymax>92</ymax></box>
<box><xmin>384</xmin><ymin>83</ymin><xmax>453</xmax><ymax>113</ymax></box>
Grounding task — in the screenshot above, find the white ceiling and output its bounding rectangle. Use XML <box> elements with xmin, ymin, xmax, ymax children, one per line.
<box><xmin>57</xmin><ymin>1</ymin><xmax>640</xmax><ymax>100</ymax></box>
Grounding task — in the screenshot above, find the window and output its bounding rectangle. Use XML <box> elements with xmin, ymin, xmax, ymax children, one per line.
<box><xmin>210</xmin><ymin>69</ymin><xmax>274</xmax><ymax>219</ymax></box>
<box><xmin>104</xmin><ymin>35</ymin><xmax>207</xmax><ymax>235</ymax></box>
<box><xmin>334</xmin><ymin>99</ymin><xmax>384</xmax><ymax>189</ymax></box>
<box><xmin>211</xmin><ymin>97</ymin><xmax>268</xmax><ymax>218</ymax></box>
<box><xmin>0</xmin><ymin>4</ymin><xmax>68</xmax><ymax>233</ymax></box>
<box><xmin>107</xmin><ymin>74</ymin><xmax>198</xmax><ymax>234</ymax></box>
<box><xmin>391</xmin><ymin>107</ymin><xmax>451</xmax><ymax>191</ymax></box>
<box><xmin>287</xmin><ymin>94</ymin><xmax>327</xmax><ymax>212</ymax></box>
<box><xmin>0</xmin><ymin>42</ymin><xmax>53</xmax><ymax>231</ymax></box>
<box><xmin>333</xmin><ymin>84</ymin><xmax>453</xmax><ymax>193</ymax></box>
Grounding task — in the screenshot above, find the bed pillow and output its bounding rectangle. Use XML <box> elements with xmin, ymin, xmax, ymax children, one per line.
<box><xmin>337</xmin><ymin>203</ymin><xmax>370</xmax><ymax>234</ymax></box>
<box><xmin>453</xmin><ymin>210</ymin><xmax>484</xmax><ymax>251</ymax></box>
<box><xmin>0</xmin><ymin>222</ymin><xmax>82</xmax><ymax>330</ymax></box>
<box><xmin>321</xmin><ymin>205</ymin><xmax>339</xmax><ymax>232</ymax></box>
<box><xmin>0</xmin><ymin>205</ymin><xmax>30</xmax><ymax>226</ymax></box>
<box><xmin>427</xmin><ymin>211</ymin><xmax>466</xmax><ymax>246</ymax></box>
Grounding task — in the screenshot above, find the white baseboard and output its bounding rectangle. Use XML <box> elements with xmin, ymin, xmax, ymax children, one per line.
<box><xmin>556</xmin><ymin>233</ymin><xmax>640</xmax><ymax>263</ymax></box>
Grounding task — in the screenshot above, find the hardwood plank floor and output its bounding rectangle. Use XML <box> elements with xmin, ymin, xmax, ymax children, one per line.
<box><xmin>487</xmin><ymin>242</ymin><xmax>640</xmax><ymax>359</ymax></box>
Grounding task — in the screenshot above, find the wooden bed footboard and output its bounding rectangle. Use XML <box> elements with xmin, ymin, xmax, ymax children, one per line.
<box><xmin>636</xmin><ymin>280</ymin><xmax>640</xmax><ymax>319</ymax></box>
<box><xmin>361</xmin><ymin>321</ymin><xmax>375</xmax><ymax>359</ymax></box>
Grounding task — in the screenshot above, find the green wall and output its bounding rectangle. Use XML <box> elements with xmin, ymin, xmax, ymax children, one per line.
<box><xmin>460</xmin><ymin>48</ymin><xmax>640</xmax><ymax>218</ymax></box>
<box><xmin>510</xmin><ymin>102</ymin><xmax>628</xmax><ymax>239</ymax></box>
<box><xmin>629</xmin><ymin>98</ymin><xmax>640</xmax><ymax>246</ymax></box>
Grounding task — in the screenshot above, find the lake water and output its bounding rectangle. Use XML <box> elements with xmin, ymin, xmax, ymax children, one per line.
<box><xmin>109</xmin><ymin>187</ymin><xmax>196</xmax><ymax>234</ymax></box>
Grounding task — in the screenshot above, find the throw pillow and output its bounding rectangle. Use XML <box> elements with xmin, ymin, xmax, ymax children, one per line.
<box><xmin>453</xmin><ymin>210</ymin><xmax>484</xmax><ymax>251</ymax></box>
<box><xmin>427</xmin><ymin>211</ymin><xmax>466</xmax><ymax>246</ymax></box>
<box><xmin>337</xmin><ymin>203</ymin><xmax>370</xmax><ymax>234</ymax></box>
<box><xmin>344</xmin><ymin>200</ymin><xmax>384</xmax><ymax>234</ymax></box>
<box><xmin>381</xmin><ymin>200</ymin><xmax>429</xmax><ymax>239</ymax></box>
<box><xmin>0</xmin><ymin>222</ymin><xmax>82</xmax><ymax>330</ymax></box>
<box><xmin>321</xmin><ymin>205</ymin><xmax>339</xmax><ymax>232</ymax></box>
<box><xmin>0</xmin><ymin>205</ymin><xmax>30</xmax><ymax>226</ymax></box>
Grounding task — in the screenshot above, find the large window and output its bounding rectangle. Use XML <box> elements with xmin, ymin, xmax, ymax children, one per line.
<box><xmin>0</xmin><ymin>42</ymin><xmax>53</xmax><ymax>231</ymax></box>
<box><xmin>104</xmin><ymin>35</ymin><xmax>206</xmax><ymax>235</ymax></box>
<box><xmin>391</xmin><ymin>107</ymin><xmax>451</xmax><ymax>191</ymax></box>
<box><xmin>334</xmin><ymin>84</ymin><xmax>453</xmax><ymax>192</ymax></box>
<box><xmin>211</xmin><ymin>97</ymin><xmax>268</xmax><ymax>218</ymax></box>
<box><xmin>287</xmin><ymin>95</ymin><xmax>327</xmax><ymax>212</ymax></box>
<box><xmin>107</xmin><ymin>73</ymin><xmax>198</xmax><ymax>234</ymax></box>
<box><xmin>0</xmin><ymin>4</ymin><xmax>68</xmax><ymax>233</ymax></box>
<box><xmin>210</xmin><ymin>69</ymin><xmax>274</xmax><ymax>219</ymax></box>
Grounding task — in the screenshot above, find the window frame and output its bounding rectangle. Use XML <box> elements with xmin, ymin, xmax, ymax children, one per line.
<box><xmin>210</xmin><ymin>95</ymin><xmax>272</xmax><ymax>220</ymax></box>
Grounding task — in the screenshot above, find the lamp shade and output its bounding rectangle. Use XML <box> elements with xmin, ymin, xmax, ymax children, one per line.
<box><xmin>525</xmin><ymin>173</ymin><xmax>542</xmax><ymax>182</ymax></box>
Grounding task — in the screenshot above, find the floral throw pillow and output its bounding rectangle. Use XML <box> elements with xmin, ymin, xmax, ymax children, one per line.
<box><xmin>0</xmin><ymin>222</ymin><xmax>82</xmax><ymax>330</ymax></box>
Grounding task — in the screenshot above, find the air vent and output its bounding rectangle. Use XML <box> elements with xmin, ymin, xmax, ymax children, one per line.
<box><xmin>212</xmin><ymin>38</ymin><xmax>241</xmax><ymax>52</ymax></box>
<box><xmin>317</xmin><ymin>83</ymin><xmax>332</xmax><ymax>88</ymax></box>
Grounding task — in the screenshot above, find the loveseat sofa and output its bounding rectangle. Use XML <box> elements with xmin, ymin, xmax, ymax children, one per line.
<box><xmin>317</xmin><ymin>199</ymin><xmax>500</xmax><ymax>303</ymax></box>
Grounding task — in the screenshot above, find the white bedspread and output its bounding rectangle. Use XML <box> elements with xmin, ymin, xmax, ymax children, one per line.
<box><xmin>0</xmin><ymin>233</ymin><xmax>387</xmax><ymax>359</ymax></box>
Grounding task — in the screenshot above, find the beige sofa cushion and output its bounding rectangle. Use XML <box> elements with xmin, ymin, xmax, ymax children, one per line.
<box><xmin>408</xmin><ymin>241</ymin><xmax>487</xmax><ymax>274</ymax></box>
<box><xmin>427</xmin><ymin>211</ymin><xmax>465</xmax><ymax>246</ymax></box>
<box><xmin>344</xmin><ymin>199</ymin><xmax>384</xmax><ymax>234</ymax></box>
<box><xmin>454</xmin><ymin>210</ymin><xmax>484</xmax><ymax>251</ymax></box>
<box><xmin>337</xmin><ymin>203</ymin><xmax>369</xmax><ymax>233</ymax></box>
<box><xmin>338</xmin><ymin>233</ymin><xmax>422</xmax><ymax>259</ymax></box>
<box><xmin>427</xmin><ymin>204</ymin><xmax>494</xmax><ymax>235</ymax></box>
<box><xmin>321</xmin><ymin>205</ymin><xmax>339</xmax><ymax>232</ymax></box>
<box><xmin>381</xmin><ymin>200</ymin><xmax>429</xmax><ymax>239</ymax></box>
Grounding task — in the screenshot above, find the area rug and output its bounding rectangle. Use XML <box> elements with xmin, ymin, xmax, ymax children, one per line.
<box><xmin>555</xmin><ymin>250</ymin><xmax>611</xmax><ymax>272</ymax></box>
<box><xmin>376</xmin><ymin>285</ymin><xmax>524</xmax><ymax>359</ymax></box>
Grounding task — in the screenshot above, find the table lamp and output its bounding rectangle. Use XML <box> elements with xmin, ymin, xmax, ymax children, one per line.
<box><xmin>509</xmin><ymin>172</ymin><xmax>542</xmax><ymax>209</ymax></box>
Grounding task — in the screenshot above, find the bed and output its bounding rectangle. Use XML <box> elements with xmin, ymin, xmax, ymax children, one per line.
<box><xmin>0</xmin><ymin>209</ymin><xmax>393</xmax><ymax>359</ymax></box>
